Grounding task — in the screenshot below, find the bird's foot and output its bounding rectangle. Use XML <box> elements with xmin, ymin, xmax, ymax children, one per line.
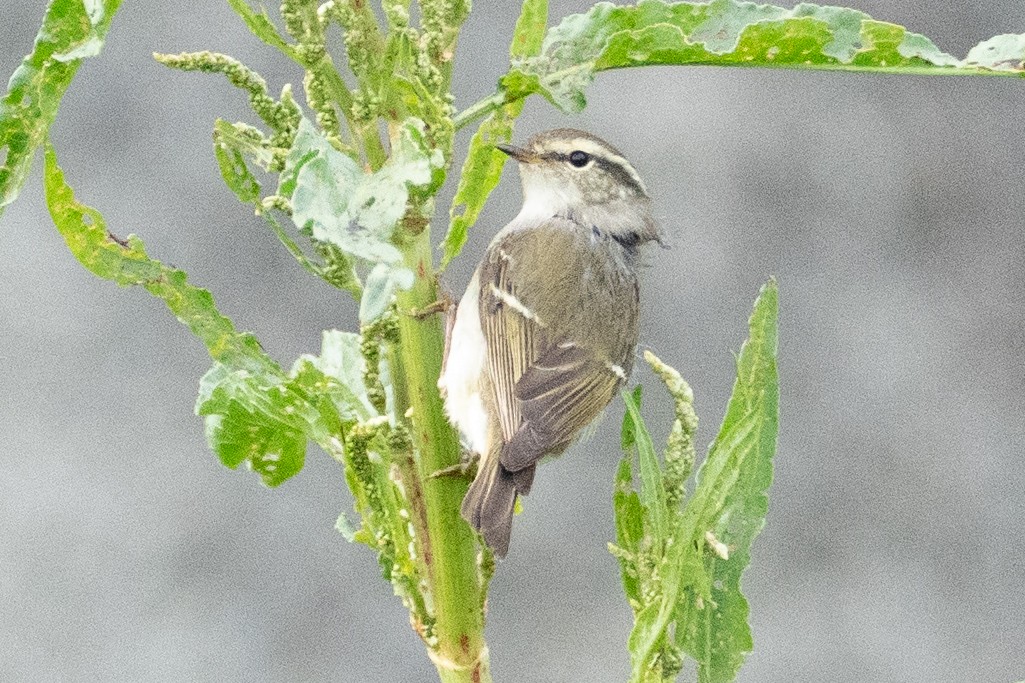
<box><xmin>430</xmin><ymin>451</ymin><xmax>479</xmax><ymax>480</ymax></box>
<box><xmin>409</xmin><ymin>293</ymin><xmax>454</xmax><ymax>320</ymax></box>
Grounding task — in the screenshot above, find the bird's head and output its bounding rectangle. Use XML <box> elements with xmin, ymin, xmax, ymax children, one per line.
<box><xmin>498</xmin><ymin>128</ymin><xmax>662</xmax><ymax>247</ymax></box>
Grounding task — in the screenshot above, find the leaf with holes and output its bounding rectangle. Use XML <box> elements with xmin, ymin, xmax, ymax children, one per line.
<box><xmin>505</xmin><ymin>0</ymin><xmax>1024</xmax><ymax>112</ymax></box>
<box><xmin>1</xmin><ymin>0</ymin><xmax>123</xmax><ymax>217</ymax></box>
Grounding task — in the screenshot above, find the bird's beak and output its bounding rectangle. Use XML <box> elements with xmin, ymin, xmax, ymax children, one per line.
<box><xmin>496</xmin><ymin>143</ymin><xmax>534</xmax><ymax>163</ymax></box>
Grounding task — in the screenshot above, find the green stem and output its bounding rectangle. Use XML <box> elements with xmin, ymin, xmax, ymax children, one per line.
<box><xmin>453</xmin><ymin>90</ymin><xmax>510</xmax><ymax>131</ymax></box>
<box><xmin>394</xmin><ymin>228</ymin><xmax>491</xmax><ymax>683</ymax></box>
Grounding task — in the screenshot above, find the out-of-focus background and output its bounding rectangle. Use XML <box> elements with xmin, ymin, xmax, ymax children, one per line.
<box><xmin>2</xmin><ymin>2</ymin><xmax>1023</xmax><ymax>681</ymax></box>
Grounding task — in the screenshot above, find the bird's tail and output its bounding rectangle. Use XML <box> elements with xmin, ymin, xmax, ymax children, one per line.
<box><xmin>461</xmin><ymin>454</ymin><xmax>521</xmax><ymax>558</ymax></box>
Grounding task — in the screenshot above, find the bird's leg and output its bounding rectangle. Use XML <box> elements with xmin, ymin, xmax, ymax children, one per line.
<box><xmin>429</xmin><ymin>449</ymin><xmax>479</xmax><ymax>481</ymax></box>
<box><xmin>411</xmin><ymin>289</ymin><xmax>459</xmax><ymax>391</ymax></box>
<box><xmin>408</xmin><ymin>292</ymin><xmax>454</xmax><ymax>320</ymax></box>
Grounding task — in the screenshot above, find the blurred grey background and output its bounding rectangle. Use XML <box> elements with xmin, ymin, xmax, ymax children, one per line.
<box><xmin>2</xmin><ymin>1</ymin><xmax>1023</xmax><ymax>681</ymax></box>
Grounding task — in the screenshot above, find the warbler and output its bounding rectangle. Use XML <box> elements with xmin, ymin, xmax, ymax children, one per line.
<box><xmin>440</xmin><ymin>128</ymin><xmax>662</xmax><ymax>557</ymax></box>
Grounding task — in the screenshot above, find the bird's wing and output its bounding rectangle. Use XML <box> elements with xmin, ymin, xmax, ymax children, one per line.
<box><xmin>478</xmin><ymin>244</ymin><xmax>541</xmax><ymax>445</ymax></box>
<box><xmin>478</xmin><ymin>227</ymin><xmax>630</xmax><ymax>474</ymax></box>
<box><xmin>500</xmin><ymin>341</ymin><xmax>622</xmax><ymax>473</ymax></box>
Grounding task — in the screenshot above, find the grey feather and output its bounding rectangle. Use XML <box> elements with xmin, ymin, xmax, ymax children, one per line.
<box><xmin>460</xmin><ymin>454</ymin><xmax>518</xmax><ymax>558</ymax></box>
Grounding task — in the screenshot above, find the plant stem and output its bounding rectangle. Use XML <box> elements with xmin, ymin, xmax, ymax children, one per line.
<box><xmin>453</xmin><ymin>90</ymin><xmax>509</xmax><ymax>131</ymax></box>
<box><xmin>394</xmin><ymin>227</ymin><xmax>491</xmax><ymax>683</ymax></box>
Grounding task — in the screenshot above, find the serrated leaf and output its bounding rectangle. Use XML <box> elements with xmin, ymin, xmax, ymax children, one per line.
<box><xmin>44</xmin><ymin>143</ymin><xmax>270</xmax><ymax>371</ymax></box>
<box><xmin>197</xmin><ymin>329</ymin><xmax>376</xmax><ymax>487</ymax></box>
<box><xmin>508</xmin><ymin>0</ymin><xmax>1024</xmax><ymax>112</ymax></box>
<box><xmin>676</xmin><ymin>279</ymin><xmax>779</xmax><ymax>683</ymax></box>
<box><xmin>0</xmin><ymin>0</ymin><xmax>122</xmax><ymax>218</ymax></box>
<box><xmin>201</xmin><ymin>397</ymin><xmax>307</xmax><ymax>485</ymax></box>
<box><xmin>197</xmin><ymin>362</ymin><xmax>324</xmax><ymax>486</ymax></box>
<box><xmin>44</xmin><ymin>144</ymin><xmax>370</xmax><ymax>487</ymax></box>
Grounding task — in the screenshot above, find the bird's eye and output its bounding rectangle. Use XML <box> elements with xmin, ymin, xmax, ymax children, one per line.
<box><xmin>568</xmin><ymin>150</ymin><xmax>590</xmax><ymax>168</ymax></box>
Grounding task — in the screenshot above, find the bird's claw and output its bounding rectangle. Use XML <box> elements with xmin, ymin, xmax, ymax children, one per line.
<box><xmin>430</xmin><ymin>451</ymin><xmax>479</xmax><ymax>480</ymax></box>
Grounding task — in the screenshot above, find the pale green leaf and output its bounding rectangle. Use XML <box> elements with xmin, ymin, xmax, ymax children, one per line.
<box><xmin>963</xmin><ymin>33</ymin><xmax>1025</xmax><ymax>72</ymax></box>
<box><xmin>297</xmin><ymin>330</ymin><xmax>374</xmax><ymax>417</ymax></box>
<box><xmin>0</xmin><ymin>0</ymin><xmax>122</xmax><ymax>218</ymax></box>
<box><xmin>291</xmin><ymin>330</ymin><xmax>377</xmax><ymax>424</ymax></box>
<box><xmin>335</xmin><ymin>510</ymin><xmax>359</xmax><ymax>542</ymax></box>
<box><xmin>359</xmin><ymin>263</ymin><xmax>415</xmax><ymax>323</ymax></box>
<box><xmin>284</xmin><ymin>117</ymin><xmax>442</xmax><ymax>266</ymax></box>
<box><xmin>507</xmin><ymin>0</ymin><xmax>1024</xmax><ymax>112</ymax></box>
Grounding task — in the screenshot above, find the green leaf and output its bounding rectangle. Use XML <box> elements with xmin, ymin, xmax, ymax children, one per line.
<box><xmin>0</xmin><ymin>0</ymin><xmax>122</xmax><ymax>217</ymax></box>
<box><xmin>511</xmin><ymin>0</ymin><xmax>549</xmax><ymax>59</ymax></box>
<box><xmin>197</xmin><ymin>329</ymin><xmax>376</xmax><ymax>486</ymax></box>
<box><xmin>612</xmin><ymin>454</ymin><xmax>645</xmax><ymax>608</ymax></box>
<box><xmin>213</xmin><ymin>124</ymin><xmax>262</xmax><ymax>203</ymax></box>
<box><xmin>196</xmin><ymin>332</ymin><xmax>372</xmax><ymax>487</ymax></box>
<box><xmin>615</xmin><ymin>281</ymin><xmax>778</xmax><ymax>682</ymax></box>
<box><xmin>284</xmin><ymin>117</ymin><xmax>443</xmax><ymax>265</ymax></box>
<box><xmin>44</xmin><ymin>143</ymin><xmax>371</xmax><ymax>487</ymax></box>
<box><xmin>43</xmin><ymin>143</ymin><xmax>270</xmax><ymax>371</ymax></box>
<box><xmin>441</xmin><ymin>102</ymin><xmax>523</xmax><ymax>267</ymax></box>
<box><xmin>623</xmin><ymin>387</ymin><xmax>669</xmax><ymax>543</ymax></box>
<box><xmin>440</xmin><ymin>0</ymin><xmax>547</xmax><ymax>266</ymax></box>
<box><xmin>508</xmin><ymin>0</ymin><xmax>1025</xmax><ymax>112</ymax></box>
<box><xmin>676</xmin><ymin>279</ymin><xmax>779</xmax><ymax>683</ymax></box>
<box><xmin>226</xmin><ymin>0</ymin><xmax>296</xmax><ymax>57</ymax></box>
<box><xmin>198</xmin><ymin>365</ymin><xmax>310</xmax><ymax>486</ymax></box>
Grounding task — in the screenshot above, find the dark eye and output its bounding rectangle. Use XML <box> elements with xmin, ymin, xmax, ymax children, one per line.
<box><xmin>568</xmin><ymin>150</ymin><xmax>590</xmax><ymax>168</ymax></box>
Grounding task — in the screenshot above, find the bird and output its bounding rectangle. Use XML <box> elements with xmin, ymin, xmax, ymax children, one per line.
<box><xmin>439</xmin><ymin>128</ymin><xmax>663</xmax><ymax>557</ymax></box>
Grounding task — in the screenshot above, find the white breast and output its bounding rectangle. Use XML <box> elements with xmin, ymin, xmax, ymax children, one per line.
<box><xmin>438</xmin><ymin>271</ymin><xmax>489</xmax><ymax>455</ymax></box>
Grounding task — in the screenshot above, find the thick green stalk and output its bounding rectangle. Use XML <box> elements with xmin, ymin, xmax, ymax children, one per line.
<box><xmin>394</xmin><ymin>227</ymin><xmax>491</xmax><ymax>683</ymax></box>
